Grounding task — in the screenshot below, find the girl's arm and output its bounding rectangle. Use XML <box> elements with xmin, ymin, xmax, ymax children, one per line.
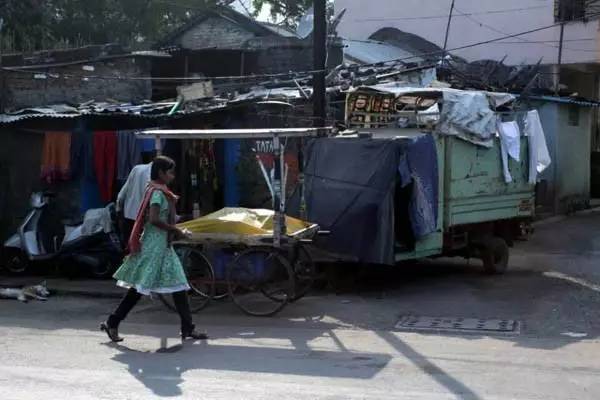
<box><xmin>148</xmin><ymin>204</ymin><xmax>183</xmax><ymax>236</ymax></box>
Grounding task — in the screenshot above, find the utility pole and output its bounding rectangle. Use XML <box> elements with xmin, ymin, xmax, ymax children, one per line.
<box><xmin>555</xmin><ymin>23</ymin><xmax>565</xmax><ymax>94</ymax></box>
<box><xmin>556</xmin><ymin>15</ymin><xmax>565</xmax><ymax>95</ymax></box>
<box><xmin>443</xmin><ymin>0</ymin><xmax>455</xmax><ymax>53</ymax></box>
<box><xmin>313</xmin><ymin>0</ymin><xmax>327</xmax><ymax>127</ymax></box>
<box><xmin>0</xmin><ymin>18</ymin><xmax>4</xmax><ymax>113</ymax></box>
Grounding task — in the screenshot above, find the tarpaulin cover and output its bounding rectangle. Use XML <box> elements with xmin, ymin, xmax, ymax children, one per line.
<box><xmin>295</xmin><ymin>136</ymin><xmax>438</xmax><ymax>265</ymax></box>
<box><xmin>299</xmin><ymin>138</ymin><xmax>400</xmax><ymax>265</ymax></box>
<box><xmin>178</xmin><ymin>208</ymin><xmax>312</xmax><ymax>236</ymax></box>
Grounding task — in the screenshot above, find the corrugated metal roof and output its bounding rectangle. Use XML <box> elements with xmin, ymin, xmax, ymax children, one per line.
<box><xmin>0</xmin><ymin>101</ymin><xmax>182</xmax><ymax>124</ymax></box>
<box><xmin>523</xmin><ymin>95</ymin><xmax>600</xmax><ymax>107</ymax></box>
<box><xmin>343</xmin><ymin>39</ymin><xmax>424</xmax><ymax>65</ymax></box>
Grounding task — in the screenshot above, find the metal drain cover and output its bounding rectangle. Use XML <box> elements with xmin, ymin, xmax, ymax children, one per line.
<box><xmin>395</xmin><ymin>316</ymin><xmax>520</xmax><ymax>335</ymax></box>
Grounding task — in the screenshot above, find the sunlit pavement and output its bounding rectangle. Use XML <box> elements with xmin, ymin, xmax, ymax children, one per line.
<box><xmin>1</xmin><ymin>213</ymin><xmax>600</xmax><ymax>399</ymax></box>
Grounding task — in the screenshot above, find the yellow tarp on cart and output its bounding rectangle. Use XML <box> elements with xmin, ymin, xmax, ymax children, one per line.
<box><xmin>178</xmin><ymin>208</ymin><xmax>312</xmax><ymax>236</ymax></box>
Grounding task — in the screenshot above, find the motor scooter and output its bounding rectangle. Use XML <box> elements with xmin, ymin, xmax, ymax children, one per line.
<box><xmin>3</xmin><ymin>192</ymin><xmax>123</xmax><ymax>278</ymax></box>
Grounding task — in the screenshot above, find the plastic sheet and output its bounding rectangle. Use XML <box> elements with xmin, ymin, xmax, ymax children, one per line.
<box><xmin>178</xmin><ymin>208</ymin><xmax>312</xmax><ymax>236</ymax></box>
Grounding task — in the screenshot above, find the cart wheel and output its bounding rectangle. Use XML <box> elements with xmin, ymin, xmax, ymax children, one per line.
<box><xmin>262</xmin><ymin>245</ymin><xmax>315</xmax><ymax>303</ymax></box>
<box><xmin>227</xmin><ymin>247</ymin><xmax>295</xmax><ymax>317</ymax></box>
<box><xmin>160</xmin><ymin>247</ymin><xmax>214</xmax><ymax>313</ymax></box>
<box><xmin>290</xmin><ymin>245</ymin><xmax>316</xmax><ymax>302</ymax></box>
<box><xmin>481</xmin><ymin>237</ymin><xmax>509</xmax><ymax>275</ymax></box>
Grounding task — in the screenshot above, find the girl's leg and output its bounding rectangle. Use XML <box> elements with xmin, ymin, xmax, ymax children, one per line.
<box><xmin>171</xmin><ymin>290</ymin><xmax>194</xmax><ymax>334</ymax></box>
<box><xmin>107</xmin><ymin>288</ymin><xmax>142</xmax><ymax>328</ymax></box>
<box><xmin>172</xmin><ymin>291</ymin><xmax>208</xmax><ymax>339</ymax></box>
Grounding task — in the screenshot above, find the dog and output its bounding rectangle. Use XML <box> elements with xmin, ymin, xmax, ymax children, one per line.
<box><xmin>0</xmin><ymin>281</ymin><xmax>50</xmax><ymax>302</ymax></box>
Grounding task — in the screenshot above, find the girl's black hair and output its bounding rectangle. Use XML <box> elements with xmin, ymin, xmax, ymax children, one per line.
<box><xmin>151</xmin><ymin>156</ymin><xmax>176</xmax><ymax>180</ymax></box>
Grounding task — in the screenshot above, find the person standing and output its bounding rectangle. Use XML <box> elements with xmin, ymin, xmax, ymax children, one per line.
<box><xmin>116</xmin><ymin>162</ymin><xmax>151</xmax><ymax>245</ymax></box>
<box><xmin>101</xmin><ymin>156</ymin><xmax>207</xmax><ymax>342</ymax></box>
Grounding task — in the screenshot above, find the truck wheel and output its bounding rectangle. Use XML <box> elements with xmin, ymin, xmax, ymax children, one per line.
<box><xmin>4</xmin><ymin>249</ymin><xmax>29</xmax><ymax>275</ymax></box>
<box><xmin>481</xmin><ymin>237</ymin><xmax>509</xmax><ymax>275</ymax></box>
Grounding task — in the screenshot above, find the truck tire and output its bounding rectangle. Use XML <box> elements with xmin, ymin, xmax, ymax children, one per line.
<box><xmin>481</xmin><ymin>237</ymin><xmax>509</xmax><ymax>275</ymax></box>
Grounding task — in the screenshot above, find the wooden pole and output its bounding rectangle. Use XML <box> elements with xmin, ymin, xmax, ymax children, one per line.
<box><xmin>313</xmin><ymin>0</ymin><xmax>327</xmax><ymax>127</ymax></box>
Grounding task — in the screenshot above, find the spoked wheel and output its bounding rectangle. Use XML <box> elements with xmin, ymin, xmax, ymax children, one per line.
<box><xmin>159</xmin><ymin>247</ymin><xmax>215</xmax><ymax>313</ymax></box>
<box><xmin>227</xmin><ymin>247</ymin><xmax>295</xmax><ymax>317</ymax></box>
<box><xmin>262</xmin><ymin>245</ymin><xmax>315</xmax><ymax>303</ymax></box>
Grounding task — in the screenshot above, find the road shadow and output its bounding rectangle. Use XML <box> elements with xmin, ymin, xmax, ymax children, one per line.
<box><xmin>103</xmin><ymin>335</ymin><xmax>391</xmax><ymax>398</ymax></box>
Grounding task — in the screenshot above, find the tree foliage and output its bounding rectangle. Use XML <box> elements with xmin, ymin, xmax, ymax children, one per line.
<box><xmin>0</xmin><ymin>0</ymin><xmax>239</xmax><ymax>51</ymax></box>
<box><xmin>0</xmin><ymin>0</ymin><xmax>319</xmax><ymax>52</ymax></box>
<box><xmin>251</xmin><ymin>0</ymin><xmax>313</xmax><ymax>27</ymax></box>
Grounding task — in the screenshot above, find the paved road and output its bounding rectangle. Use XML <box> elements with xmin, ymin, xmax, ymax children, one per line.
<box><xmin>1</xmin><ymin>213</ymin><xmax>600</xmax><ymax>399</ymax></box>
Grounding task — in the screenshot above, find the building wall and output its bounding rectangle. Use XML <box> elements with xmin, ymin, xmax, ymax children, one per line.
<box><xmin>178</xmin><ymin>17</ymin><xmax>257</xmax><ymax>50</ymax></box>
<box><xmin>556</xmin><ymin>103</ymin><xmax>592</xmax><ymax>211</ymax></box>
<box><xmin>5</xmin><ymin>58</ymin><xmax>152</xmax><ymax>111</ymax></box>
<box><xmin>335</xmin><ymin>0</ymin><xmax>600</xmax><ymax>65</ymax></box>
<box><xmin>537</xmin><ymin>102</ymin><xmax>592</xmax><ymax>213</ymax></box>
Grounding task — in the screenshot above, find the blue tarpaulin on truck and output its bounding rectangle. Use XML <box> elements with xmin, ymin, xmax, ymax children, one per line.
<box><xmin>291</xmin><ymin>135</ymin><xmax>438</xmax><ymax>265</ymax></box>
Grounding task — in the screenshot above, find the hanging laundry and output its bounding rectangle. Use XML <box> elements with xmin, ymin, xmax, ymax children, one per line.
<box><xmin>93</xmin><ymin>131</ymin><xmax>118</xmax><ymax>202</ymax></box>
<box><xmin>525</xmin><ymin>110</ymin><xmax>551</xmax><ymax>184</ymax></box>
<box><xmin>80</xmin><ymin>178</ymin><xmax>103</xmax><ymax>213</ymax></box>
<box><xmin>139</xmin><ymin>137</ymin><xmax>165</xmax><ymax>153</ymax></box>
<box><xmin>117</xmin><ymin>130</ymin><xmax>143</xmax><ymax>181</ymax></box>
<box><xmin>140</xmin><ymin>137</ymin><xmax>156</xmax><ymax>153</ymax></box>
<box><xmin>498</xmin><ymin>121</ymin><xmax>521</xmax><ymax>183</ymax></box>
<box><xmin>41</xmin><ymin>132</ymin><xmax>71</xmax><ymax>184</ymax></box>
<box><xmin>70</xmin><ymin>120</ymin><xmax>95</xmax><ymax>180</ymax></box>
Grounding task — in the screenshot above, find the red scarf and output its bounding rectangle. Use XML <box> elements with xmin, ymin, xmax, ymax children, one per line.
<box><xmin>127</xmin><ymin>181</ymin><xmax>179</xmax><ymax>254</ymax></box>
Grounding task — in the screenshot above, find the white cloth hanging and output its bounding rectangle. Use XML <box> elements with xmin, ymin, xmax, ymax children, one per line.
<box><xmin>525</xmin><ymin>110</ymin><xmax>551</xmax><ymax>184</ymax></box>
<box><xmin>498</xmin><ymin>121</ymin><xmax>521</xmax><ymax>183</ymax></box>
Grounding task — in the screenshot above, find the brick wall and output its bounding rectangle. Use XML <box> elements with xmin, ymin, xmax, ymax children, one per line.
<box><xmin>4</xmin><ymin>58</ymin><xmax>152</xmax><ymax>111</ymax></box>
<box><xmin>178</xmin><ymin>17</ymin><xmax>256</xmax><ymax>50</ymax></box>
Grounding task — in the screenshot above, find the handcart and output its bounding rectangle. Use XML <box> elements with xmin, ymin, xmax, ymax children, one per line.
<box><xmin>135</xmin><ymin>128</ymin><xmax>331</xmax><ymax>316</ymax></box>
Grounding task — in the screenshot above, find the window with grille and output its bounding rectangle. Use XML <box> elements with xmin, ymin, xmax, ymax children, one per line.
<box><xmin>555</xmin><ymin>0</ymin><xmax>596</xmax><ymax>22</ymax></box>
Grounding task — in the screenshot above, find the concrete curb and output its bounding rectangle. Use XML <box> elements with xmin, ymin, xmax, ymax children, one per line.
<box><xmin>532</xmin><ymin>206</ymin><xmax>600</xmax><ymax>228</ymax></box>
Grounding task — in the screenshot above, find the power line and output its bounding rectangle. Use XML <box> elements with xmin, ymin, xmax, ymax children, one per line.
<box><xmin>361</xmin><ymin>10</ymin><xmax>600</xmax><ymax>66</ymax></box>
<box><xmin>352</xmin><ymin>5</ymin><xmax>550</xmax><ymax>22</ymax></box>
<box><xmin>236</xmin><ymin>0</ymin><xmax>253</xmax><ymax>17</ymax></box>
<box><xmin>454</xmin><ymin>5</ymin><xmax>599</xmax><ymax>53</ymax></box>
<box><xmin>3</xmin><ymin>11</ymin><xmax>600</xmax><ymax>83</ymax></box>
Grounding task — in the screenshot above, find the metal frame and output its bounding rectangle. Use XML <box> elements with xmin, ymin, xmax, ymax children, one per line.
<box><xmin>136</xmin><ymin>127</ymin><xmax>332</xmax><ymax>247</ymax></box>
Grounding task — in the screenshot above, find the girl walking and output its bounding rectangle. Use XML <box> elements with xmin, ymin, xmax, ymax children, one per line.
<box><xmin>101</xmin><ymin>156</ymin><xmax>207</xmax><ymax>342</ymax></box>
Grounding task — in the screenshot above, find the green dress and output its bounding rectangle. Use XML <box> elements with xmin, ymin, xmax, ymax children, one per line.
<box><xmin>113</xmin><ymin>190</ymin><xmax>190</xmax><ymax>295</ymax></box>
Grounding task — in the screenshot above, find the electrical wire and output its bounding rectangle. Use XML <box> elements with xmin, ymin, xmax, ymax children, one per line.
<box><xmin>236</xmin><ymin>0</ymin><xmax>253</xmax><ymax>17</ymax></box>
<box><xmin>453</xmin><ymin>5</ymin><xmax>599</xmax><ymax>53</ymax></box>
<box><xmin>3</xmin><ymin>10</ymin><xmax>600</xmax><ymax>83</ymax></box>
<box><xmin>351</xmin><ymin>5</ymin><xmax>551</xmax><ymax>23</ymax></box>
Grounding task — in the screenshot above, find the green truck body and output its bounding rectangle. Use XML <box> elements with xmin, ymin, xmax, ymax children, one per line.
<box><xmin>370</xmin><ymin>130</ymin><xmax>535</xmax><ymax>263</ymax></box>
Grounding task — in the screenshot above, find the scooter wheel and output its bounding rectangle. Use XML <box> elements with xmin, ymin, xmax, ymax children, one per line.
<box><xmin>3</xmin><ymin>249</ymin><xmax>29</xmax><ymax>275</ymax></box>
<box><xmin>90</xmin><ymin>260</ymin><xmax>116</xmax><ymax>279</ymax></box>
